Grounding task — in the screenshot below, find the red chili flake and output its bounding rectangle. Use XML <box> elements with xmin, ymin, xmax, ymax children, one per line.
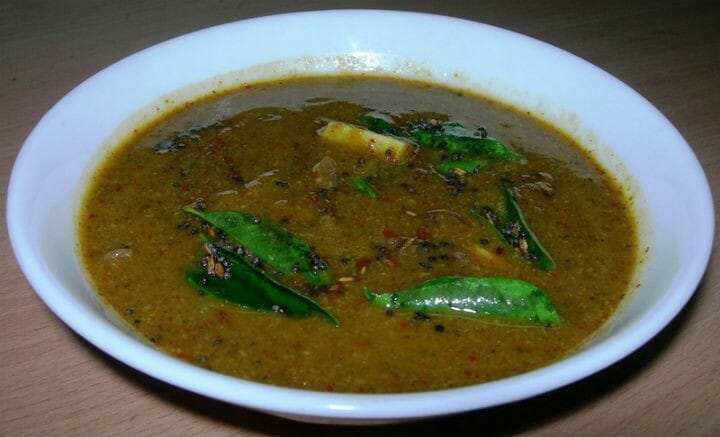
<box><xmin>495</xmin><ymin>247</ymin><xmax>505</xmax><ymax>255</ymax></box>
<box><xmin>382</xmin><ymin>228</ymin><xmax>397</xmax><ymax>239</ymax></box>
<box><xmin>399</xmin><ymin>320</ymin><xmax>409</xmax><ymax>329</ymax></box>
<box><xmin>415</xmin><ymin>228</ymin><xmax>427</xmax><ymax>240</ymax></box>
<box><xmin>218</xmin><ymin>310</ymin><xmax>228</xmax><ymax>325</ymax></box>
<box><xmin>224</xmin><ymin>156</ymin><xmax>234</xmax><ymax>164</ymax></box>
<box><xmin>88</xmin><ymin>213</ymin><xmax>96</xmax><ymax>219</ymax></box>
<box><xmin>464</xmin><ymin>369</ymin><xmax>473</xmax><ymax>377</ymax></box>
<box><xmin>324</xmin><ymin>384</ymin><xmax>335</xmax><ymax>392</ymax></box>
<box><xmin>468</xmin><ymin>355</ymin><xmax>478</xmax><ymax>362</ymax></box>
<box><xmin>115</xmin><ymin>184</ymin><xmax>123</xmax><ymax>192</ymax></box>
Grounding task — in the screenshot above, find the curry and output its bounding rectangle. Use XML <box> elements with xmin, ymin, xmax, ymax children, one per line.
<box><xmin>78</xmin><ymin>76</ymin><xmax>637</xmax><ymax>393</ymax></box>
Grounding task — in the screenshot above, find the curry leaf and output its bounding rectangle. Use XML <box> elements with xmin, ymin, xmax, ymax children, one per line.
<box><xmin>350</xmin><ymin>176</ymin><xmax>378</xmax><ymax>199</ymax></box>
<box><xmin>359</xmin><ymin>113</ymin><xmax>401</xmax><ymax>136</ymax></box>
<box><xmin>409</xmin><ymin>120</ymin><xmax>524</xmax><ymax>160</ymax></box>
<box><xmin>364</xmin><ymin>276</ymin><xmax>561</xmax><ymax>327</ymax></box>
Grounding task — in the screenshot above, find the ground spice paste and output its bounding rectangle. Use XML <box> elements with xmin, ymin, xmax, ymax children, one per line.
<box><xmin>78</xmin><ymin>76</ymin><xmax>637</xmax><ymax>393</ymax></box>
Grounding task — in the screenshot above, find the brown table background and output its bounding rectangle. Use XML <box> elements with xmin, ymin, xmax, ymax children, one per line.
<box><xmin>2</xmin><ymin>1</ymin><xmax>718</xmax><ymax>435</ymax></box>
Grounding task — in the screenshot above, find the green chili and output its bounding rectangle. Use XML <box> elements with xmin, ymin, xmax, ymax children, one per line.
<box><xmin>184</xmin><ymin>207</ymin><xmax>332</xmax><ymax>286</ymax></box>
<box><xmin>360</xmin><ymin>113</ymin><xmax>523</xmax><ymax>161</ymax></box>
<box><xmin>187</xmin><ymin>241</ymin><xmax>339</xmax><ymax>326</ymax></box>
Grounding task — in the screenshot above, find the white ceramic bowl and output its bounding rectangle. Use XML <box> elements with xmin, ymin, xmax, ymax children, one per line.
<box><xmin>7</xmin><ymin>10</ymin><xmax>714</xmax><ymax>424</ymax></box>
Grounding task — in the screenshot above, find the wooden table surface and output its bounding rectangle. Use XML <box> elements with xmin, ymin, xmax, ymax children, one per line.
<box><xmin>2</xmin><ymin>1</ymin><xmax>718</xmax><ymax>435</ymax></box>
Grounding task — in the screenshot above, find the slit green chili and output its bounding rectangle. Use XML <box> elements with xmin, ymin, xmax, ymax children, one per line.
<box><xmin>501</xmin><ymin>185</ymin><xmax>555</xmax><ymax>271</ymax></box>
<box><xmin>471</xmin><ymin>185</ymin><xmax>555</xmax><ymax>271</ymax></box>
<box><xmin>187</xmin><ymin>241</ymin><xmax>339</xmax><ymax>326</ymax></box>
<box><xmin>184</xmin><ymin>207</ymin><xmax>332</xmax><ymax>286</ymax></box>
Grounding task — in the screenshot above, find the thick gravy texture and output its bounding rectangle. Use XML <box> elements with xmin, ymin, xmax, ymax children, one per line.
<box><xmin>78</xmin><ymin>76</ymin><xmax>636</xmax><ymax>393</ymax></box>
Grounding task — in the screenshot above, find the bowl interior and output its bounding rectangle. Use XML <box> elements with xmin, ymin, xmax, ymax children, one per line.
<box><xmin>7</xmin><ymin>10</ymin><xmax>713</xmax><ymax>423</ymax></box>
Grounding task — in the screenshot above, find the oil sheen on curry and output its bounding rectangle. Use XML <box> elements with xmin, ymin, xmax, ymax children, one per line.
<box><xmin>78</xmin><ymin>76</ymin><xmax>637</xmax><ymax>393</ymax></box>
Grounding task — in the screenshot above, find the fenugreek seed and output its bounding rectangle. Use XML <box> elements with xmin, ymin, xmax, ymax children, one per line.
<box><xmin>204</xmin><ymin>256</ymin><xmax>216</xmax><ymax>275</ymax></box>
<box><xmin>406</xmin><ymin>210</ymin><xmax>417</xmax><ymax>217</ymax></box>
<box><xmin>214</xmin><ymin>262</ymin><xmax>225</xmax><ymax>277</ymax></box>
<box><xmin>538</xmin><ymin>171</ymin><xmax>553</xmax><ymax>181</ymax></box>
<box><xmin>452</xmin><ymin>167</ymin><xmax>468</xmax><ymax>177</ymax></box>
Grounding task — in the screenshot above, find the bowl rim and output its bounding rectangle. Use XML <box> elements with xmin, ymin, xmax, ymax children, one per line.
<box><xmin>6</xmin><ymin>9</ymin><xmax>715</xmax><ymax>423</ymax></box>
